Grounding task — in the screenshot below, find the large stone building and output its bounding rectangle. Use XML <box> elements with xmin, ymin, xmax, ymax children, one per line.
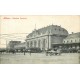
<box><xmin>14</xmin><ymin>42</ymin><xmax>26</xmax><ymax>50</ymax></box>
<box><xmin>7</xmin><ymin>41</ymin><xmax>21</xmax><ymax>50</ymax></box>
<box><xmin>25</xmin><ymin>25</ymin><xmax>68</xmax><ymax>50</ymax></box>
<box><xmin>6</xmin><ymin>25</ymin><xmax>80</xmax><ymax>51</ymax></box>
<box><xmin>63</xmin><ymin>32</ymin><xmax>80</xmax><ymax>49</ymax></box>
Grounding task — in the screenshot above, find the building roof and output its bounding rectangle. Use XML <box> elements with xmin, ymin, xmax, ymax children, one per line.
<box><xmin>27</xmin><ymin>24</ymin><xmax>68</xmax><ymax>38</ymax></box>
<box><xmin>64</xmin><ymin>32</ymin><xmax>80</xmax><ymax>39</ymax></box>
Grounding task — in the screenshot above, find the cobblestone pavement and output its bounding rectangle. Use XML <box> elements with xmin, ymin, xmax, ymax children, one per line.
<box><xmin>0</xmin><ymin>52</ymin><xmax>79</xmax><ymax>64</ymax></box>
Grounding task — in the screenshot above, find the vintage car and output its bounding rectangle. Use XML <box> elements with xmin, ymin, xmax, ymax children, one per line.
<box><xmin>46</xmin><ymin>49</ymin><xmax>61</xmax><ymax>56</ymax></box>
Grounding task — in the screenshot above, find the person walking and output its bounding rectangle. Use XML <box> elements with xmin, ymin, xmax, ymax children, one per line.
<box><xmin>23</xmin><ymin>49</ymin><xmax>25</xmax><ymax>55</ymax></box>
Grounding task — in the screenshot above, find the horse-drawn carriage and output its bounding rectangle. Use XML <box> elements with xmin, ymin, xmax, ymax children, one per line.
<box><xmin>46</xmin><ymin>49</ymin><xmax>61</xmax><ymax>56</ymax></box>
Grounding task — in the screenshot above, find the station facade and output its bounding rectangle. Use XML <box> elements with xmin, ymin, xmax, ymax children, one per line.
<box><xmin>25</xmin><ymin>25</ymin><xmax>68</xmax><ymax>50</ymax></box>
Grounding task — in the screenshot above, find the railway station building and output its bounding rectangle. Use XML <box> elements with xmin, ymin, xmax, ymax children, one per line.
<box><xmin>25</xmin><ymin>25</ymin><xmax>68</xmax><ymax>50</ymax></box>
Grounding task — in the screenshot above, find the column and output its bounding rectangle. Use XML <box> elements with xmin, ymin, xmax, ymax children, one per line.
<box><xmin>49</xmin><ymin>35</ymin><xmax>52</xmax><ymax>49</ymax></box>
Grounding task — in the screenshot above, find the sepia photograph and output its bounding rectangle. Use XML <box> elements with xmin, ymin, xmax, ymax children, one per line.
<box><xmin>0</xmin><ymin>15</ymin><xmax>80</xmax><ymax>64</ymax></box>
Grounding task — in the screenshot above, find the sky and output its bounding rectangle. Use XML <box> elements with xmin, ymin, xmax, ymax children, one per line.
<box><xmin>0</xmin><ymin>15</ymin><xmax>80</xmax><ymax>48</ymax></box>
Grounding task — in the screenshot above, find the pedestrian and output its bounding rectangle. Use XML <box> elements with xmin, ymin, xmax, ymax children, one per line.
<box><xmin>23</xmin><ymin>49</ymin><xmax>25</xmax><ymax>55</ymax></box>
<box><xmin>30</xmin><ymin>51</ymin><xmax>31</xmax><ymax>56</ymax></box>
<box><xmin>57</xmin><ymin>48</ymin><xmax>61</xmax><ymax>55</ymax></box>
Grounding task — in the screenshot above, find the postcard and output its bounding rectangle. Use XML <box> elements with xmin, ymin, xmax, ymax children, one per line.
<box><xmin>0</xmin><ymin>15</ymin><xmax>80</xmax><ymax>64</ymax></box>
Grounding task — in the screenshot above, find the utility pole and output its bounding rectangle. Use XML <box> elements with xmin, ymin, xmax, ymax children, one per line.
<box><xmin>34</xmin><ymin>24</ymin><xmax>37</xmax><ymax>36</ymax></box>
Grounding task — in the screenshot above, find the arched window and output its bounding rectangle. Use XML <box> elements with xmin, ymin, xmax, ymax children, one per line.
<box><xmin>27</xmin><ymin>42</ymin><xmax>29</xmax><ymax>48</ymax></box>
<box><xmin>67</xmin><ymin>41</ymin><xmax>69</xmax><ymax>43</ymax></box>
<box><xmin>30</xmin><ymin>41</ymin><xmax>33</xmax><ymax>48</ymax></box>
<box><xmin>43</xmin><ymin>39</ymin><xmax>46</xmax><ymax>50</ymax></box>
<box><xmin>71</xmin><ymin>40</ymin><xmax>73</xmax><ymax>43</ymax></box>
<box><xmin>38</xmin><ymin>40</ymin><xmax>41</xmax><ymax>48</ymax></box>
<box><xmin>34</xmin><ymin>41</ymin><xmax>37</xmax><ymax>47</ymax></box>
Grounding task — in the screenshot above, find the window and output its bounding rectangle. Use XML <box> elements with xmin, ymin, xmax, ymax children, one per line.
<box><xmin>71</xmin><ymin>40</ymin><xmax>72</xmax><ymax>42</ymax></box>
<box><xmin>34</xmin><ymin>41</ymin><xmax>37</xmax><ymax>47</ymax></box>
<box><xmin>38</xmin><ymin>40</ymin><xmax>41</xmax><ymax>48</ymax></box>
<box><xmin>64</xmin><ymin>41</ymin><xmax>65</xmax><ymax>43</ymax></box>
<box><xmin>30</xmin><ymin>41</ymin><xmax>33</xmax><ymax>47</ymax></box>
<box><xmin>43</xmin><ymin>39</ymin><xmax>46</xmax><ymax>50</ymax></box>
<box><xmin>67</xmin><ymin>41</ymin><xmax>69</xmax><ymax>43</ymax></box>
<box><xmin>27</xmin><ymin>42</ymin><xmax>29</xmax><ymax>48</ymax></box>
